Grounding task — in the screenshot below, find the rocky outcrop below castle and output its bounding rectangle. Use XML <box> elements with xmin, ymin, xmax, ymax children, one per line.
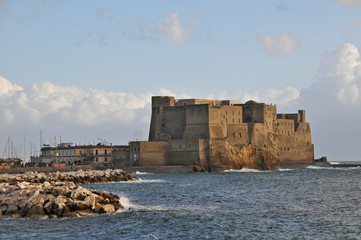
<box><xmin>204</xmin><ymin>133</ymin><xmax>280</xmax><ymax>171</ymax></box>
<box><xmin>0</xmin><ymin>169</ymin><xmax>137</xmax><ymax>218</ymax></box>
<box><xmin>224</xmin><ymin>144</ymin><xmax>279</xmax><ymax>170</ymax></box>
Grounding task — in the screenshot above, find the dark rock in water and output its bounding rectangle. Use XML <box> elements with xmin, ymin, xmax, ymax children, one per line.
<box><xmin>315</xmin><ymin>156</ymin><xmax>328</xmax><ymax>163</ymax></box>
<box><xmin>192</xmin><ymin>165</ymin><xmax>206</xmax><ymax>173</ymax></box>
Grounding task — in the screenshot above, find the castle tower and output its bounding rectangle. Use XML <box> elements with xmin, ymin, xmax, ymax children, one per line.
<box><xmin>298</xmin><ymin>110</ymin><xmax>305</xmax><ymax>123</ymax></box>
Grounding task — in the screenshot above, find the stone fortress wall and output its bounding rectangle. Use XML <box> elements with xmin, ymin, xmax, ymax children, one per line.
<box><xmin>130</xmin><ymin>96</ymin><xmax>314</xmax><ymax>170</ymax></box>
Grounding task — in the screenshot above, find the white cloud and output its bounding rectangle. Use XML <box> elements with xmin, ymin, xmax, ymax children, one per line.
<box><xmin>0</xmin><ymin>76</ymin><xmax>23</xmax><ymax>95</ymax></box>
<box><xmin>204</xmin><ymin>87</ymin><xmax>300</xmax><ymax>108</ymax></box>
<box><xmin>238</xmin><ymin>87</ymin><xmax>300</xmax><ymax>107</ymax></box>
<box><xmin>316</xmin><ymin>43</ymin><xmax>361</xmax><ymax>104</ymax></box>
<box><xmin>159</xmin><ymin>88</ymin><xmax>191</xmax><ymax>99</ymax></box>
<box><xmin>158</xmin><ymin>12</ymin><xmax>186</xmax><ymax>45</ymax></box>
<box><xmin>259</xmin><ymin>33</ymin><xmax>299</xmax><ymax>57</ymax></box>
<box><xmin>0</xmin><ymin>77</ymin><xmax>155</xmax><ymax>130</ymax></box>
<box><xmin>331</xmin><ymin>0</ymin><xmax>361</xmax><ymax>6</ymax></box>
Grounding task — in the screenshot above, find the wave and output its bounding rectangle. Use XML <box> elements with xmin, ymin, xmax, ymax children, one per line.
<box><xmin>278</xmin><ymin>168</ymin><xmax>294</xmax><ymax>172</ymax></box>
<box><xmin>306</xmin><ymin>165</ymin><xmax>361</xmax><ymax>170</ymax></box>
<box><xmin>134</xmin><ymin>171</ymin><xmax>154</xmax><ymax>175</ymax></box>
<box><xmin>306</xmin><ymin>166</ymin><xmax>333</xmax><ymax>170</ymax></box>
<box><xmin>118</xmin><ymin>197</ymin><xmax>169</xmax><ymax>212</ymax></box>
<box><xmin>119</xmin><ymin>179</ymin><xmax>170</xmax><ymax>184</ymax></box>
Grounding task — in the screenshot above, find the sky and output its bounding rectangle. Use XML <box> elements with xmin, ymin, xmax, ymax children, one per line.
<box><xmin>1</xmin><ymin>0</ymin><xmax>361</xmax><ymax>161</ymax></box>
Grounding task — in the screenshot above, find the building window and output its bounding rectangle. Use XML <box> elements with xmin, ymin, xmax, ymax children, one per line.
<box><xmin>96</xmin><ymin>158</ymin><xmax>98</xmax><ymax>162</ymax></box>
<box><xmin>238</xmin><ymin>119</ymin><xmax>240</xmax><ymax>123</ymax></box>
<box><xmin>105</xmin><ymin>157</ymin><xmax>108</xmax><ymax>162</ymax></box>
<box><xmin>233</xmin><ymin>133</ymin><xmax>235</xmax><ymax>138</ymax></box>
<box><xmin>105</xmin><ymin>150</ymin><xmax>107</xmax><ymax>156</ymax></box>
<box><xmin>239</xmin><ymin>133</ymin><xmax>242</xmax><ymax>138</ymax></box>
<box><xmin>96</xmin><ymin>150</ymin><xmax>98</xmax><ymax>155</ymax></box>
<box><xmin>188</xmin><ymin>144</ymin><xmax>191</xmax><ymax>149</ymax></box>
<box><xmin>232</xmin><ymin>118</ymin><xmax>234</xmax><ymax>123</ymax></box>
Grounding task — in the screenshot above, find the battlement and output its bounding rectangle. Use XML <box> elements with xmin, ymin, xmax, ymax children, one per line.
<box><xmin>173</xmin><ymin>98</ymin><xmax>241</xmax><ymax>107</ymax></box>
<box><xmin>277</xmin><ymin>110</ymin><xmax>306</xmax><ymax>125</ymax></box>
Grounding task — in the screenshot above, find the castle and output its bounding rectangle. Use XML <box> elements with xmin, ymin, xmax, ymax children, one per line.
<box><xmin>129</xmin><ymin>96</ymin><xmax>314</xmax><ymax>170</ymax></box>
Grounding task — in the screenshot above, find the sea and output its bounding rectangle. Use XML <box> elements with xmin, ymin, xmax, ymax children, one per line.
<box><xmin>1</xmin><ymin>166</ymin><xmax>361</xmax><ymax>239</ymax></box>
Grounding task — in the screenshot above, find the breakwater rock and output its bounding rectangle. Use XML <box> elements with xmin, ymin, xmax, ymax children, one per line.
<box><xmin>0</xmin><ymin>169</ymin><xmax>138</xmax><ymax>184</ymax></box>
<box><xmin>0</xmin><ymin>169</ymin><xmax>138</xmax><ymax>218</ymax></box>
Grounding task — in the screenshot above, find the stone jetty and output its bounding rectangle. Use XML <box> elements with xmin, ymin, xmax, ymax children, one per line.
<box><xmin>0</xmin><ymin>169</ymin><xmax>138</xmax><ymax>218</ymax></box>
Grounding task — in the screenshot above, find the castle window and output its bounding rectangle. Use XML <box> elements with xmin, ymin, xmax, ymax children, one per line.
<box><xmin>239</xmin><ymin>133</ymin><xmax>242</xmax><ymax>138</ymax></box>
<box><xmin>233</xmin><ymin>133</ymin><xmax>235</xmax><ymax>138</ymax></box>
<box><xmin>188</xmin><ymin>144</ymin><xmax>191</xmax><ymax>149</ymax></box>
<box><xmin>232</xmin><ymin>118</ymin><xmax>234</xmax><ymax>123</ymax></box>
<box><xmin>288</xmin><ymin>147</ymin><xmax>290</xmax><ymax>151</ymax></box>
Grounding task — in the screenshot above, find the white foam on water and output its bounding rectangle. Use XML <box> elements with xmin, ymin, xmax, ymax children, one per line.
<box><xmin>144</xmin><ymin>234</ymin><xmax>159</xmax><ymax>240</ymax></box>
<box><xmin>306</xmin><ymin>165</ymin><xmax>333</xmax><ymax>170</ymax></box>
<box><xmin>117</xmin><ymin>179</ymin><xmax>170</xmax><ymax>184</ymax></box>
<box><xmin>224</xmin><ymin>168</ymin><xmax>268</xmax><ymax>173</ymax></box>
<box><xmin>117</xmin><ymin>195</ymin><xmax>169</xmax><ymax>212</ymax></box>
<box><xmin>134</xmin><ymin>171</ymin><xmax>154</xmax><ymax>175</ymax></box>
<box><xmin>278</xmin><ymin>168</ymin><xmax>294</xmax><ymax>172</ymax></box>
